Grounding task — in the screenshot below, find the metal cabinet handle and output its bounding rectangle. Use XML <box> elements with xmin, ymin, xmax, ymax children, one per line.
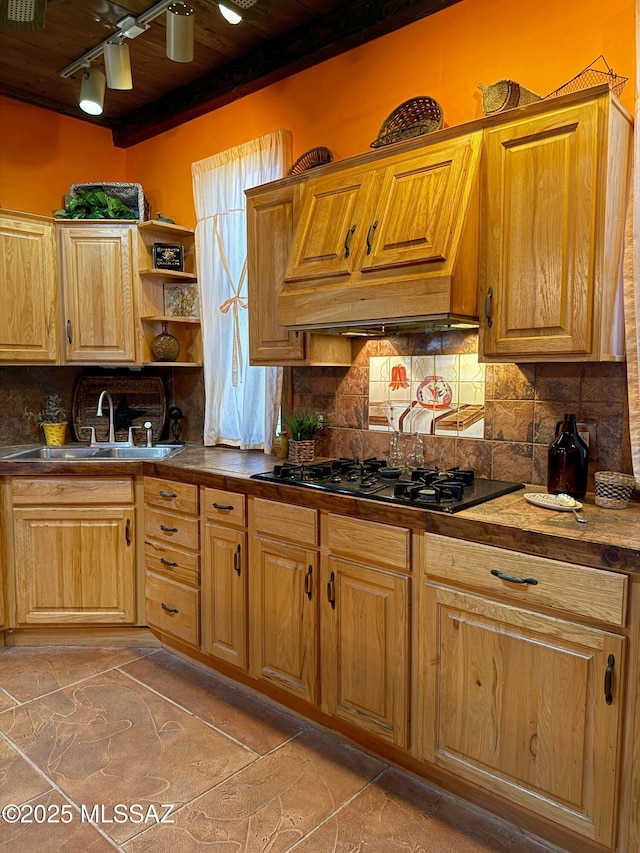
<box><xmin>490</xmin><ymin>568</ymin><xmax>538</xmax><ymax>585</ymax></box>
<box><xmin>161</xmin><ymin>602</ymin><xmax>179</xmax><ymax>614</ymax></box>
<box><xmin>327</xmin><ymin>571</ymin><xmax>335</xmax><ymax>608</ymax></box>
<box><xmin>213</xmin><ymin>502</ymin><xmax>234</xmax><ymax>511</ymax></box>
<box><xmin>159</xmin><ymin>490</ymin><xmax>177</xmax><ymax>498</ymax></box>
<box><xmin>366</xmin><ymin>220</ymin><xmax>378</xmax><ymax>255</ymax></box>
<box><xmin>160</xmin><ymin>524</ymin><xmax>178</xmax><ymax>533</ymax></box>
<box><xmin>605</xmin><ymin>654</ymin><xmax>615</xmax><ymax>705</ymax></box>
<box><xmin>305</xmin><ymin>565</ymin><xmax>313</xmax><ymax>600</ymax></box>
<box><xmin>125</xmin><ymin>518</ymin><xmax>131</xmax><ymax>546</ymax></box>
<box><xmin>66</xmin><ymin>319</ymin><xmax>72</xmax><ymax>344</ymax></box>
<box><xmin>160</xmin><ymin>557</ymin><xmax>178</xmax><ymax>567</ymax></box>
<box><xmin>233</xmin><ymin>544</ymin><xmax>241</xmax><ymax>576</ymax></box>
<box><xmin>344</xmin><ymin>224</ymin><xmax>356</xmax><ymax>258</ymax></box>
<box><xmin>485</xmin><ymin>287</ymin><xmax>493</xmax><ymax>328</ymax></box>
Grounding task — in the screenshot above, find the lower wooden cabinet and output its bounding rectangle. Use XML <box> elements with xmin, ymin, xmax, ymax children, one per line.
<box><xmin>12</xmin><ymin>477</ymin><xmax>135</xmax><ymax>625</ymax></box>
<box><xmin>416</xmin><ymin>534</ymin><xmax>627</xmax><ymax>848</ymax></box>
<box><xmin>249</xmin><ymin>497</ymin><xmax>319</xmax><ymax>703</ymax></box>
<box><xmin>201</xmin><ymin>487</ymin><xmax>248</xmax><ymax>670</ymax></box>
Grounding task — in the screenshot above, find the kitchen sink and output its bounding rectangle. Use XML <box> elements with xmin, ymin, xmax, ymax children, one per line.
<box><xmin>0</xmin><ymin>445</ymin><xmax>185</xmax><ymax>461</ymax></box>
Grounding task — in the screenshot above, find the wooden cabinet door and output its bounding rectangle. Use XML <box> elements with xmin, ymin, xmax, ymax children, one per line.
<box><xmin>361</xmin><ymin>137</ymin><xmax>476</xmax><ymax>274</ymax></box>
<box><xmin>58</xmin><ymin>223</ymin><xmax>137</xmax><ymax>363</ymax></box>
<box><xmin>418</xmin><ymin>583</ymin><xmax>625</xmax><ymax>847</ymax></box>
<box><xmin>14</xmin><ymin>506</ymin><xmax>135</xmax><ymax>624</ymax></box>
<box><xmin>250</xmin><ymin>535</ymin><xmax>318</xmax><ymax>703</ymax></box>
<box><xmin>202</xmin><ymin>522</ymin><xmax>247</xmax><ymax>670</ymax></box>
<box><xmin>481</xmin><ymin>101</ymin><xmax>598</xmax><ymax>359</ymax></box>
<box><xmin>0</xmin><ymin>211</ymin><xmax>59</xmax><ymax>363</ymax></box>
<box><xmin>321</xmin><ymin>555</ymin><xmax>410</xmax><ymax>748</ymax></box>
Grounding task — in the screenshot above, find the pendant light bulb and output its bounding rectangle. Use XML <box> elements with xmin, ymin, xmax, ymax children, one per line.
<box><xmin>79</xmin><ymin>66</ymin><xmax>106</xmax><ymax>115</ymax></box>
<box><xmin>104</xmin><ymin>41</ymin><xmax>133</xmax><ymax>90</ymax></box>
<box><xmin>219</xmin><ymin>3</ymin><xmax>242</xmax><ymax>24</ymax></box>
<box><xmin>166</xmin><ymin>3</ymin><xmax>195</xmax><ymax>63</ymax></box>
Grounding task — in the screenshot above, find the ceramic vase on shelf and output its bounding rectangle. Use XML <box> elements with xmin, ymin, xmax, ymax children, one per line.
<box><xmin>150</xmin><ymin>322</ymin><xmax>180</xmax><ymax>362</ymax></box>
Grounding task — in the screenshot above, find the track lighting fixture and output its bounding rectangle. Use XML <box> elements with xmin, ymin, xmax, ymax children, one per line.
<box><xmin>79</xmin><ymin>66</ymin><xmax>106</xmax><ymax>115</ymax></box>
<box><xmin>103</xmin><ymin>40</ymin><xmax>133</xmax><ymax>90</ymax></box>
<box><xmin>166</xmin><ymin>3</ymin><xmax>195</xmax><ymax>63</ymax></box>
<box><xmin>216</xmin><ymin>0</ymin><xmax>273</xmax><ymax>23</ymax></box>
<box><xmin>218</xmin><ymin>4</ymin><xmax>242</xmax><ymax>25</ymax></box>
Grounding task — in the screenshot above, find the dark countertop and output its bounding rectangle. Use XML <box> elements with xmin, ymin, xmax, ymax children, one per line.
<box><xmin>2</xmin><ymin>444</ymin><xmax>639</xmax><ymax>574</ymax></box>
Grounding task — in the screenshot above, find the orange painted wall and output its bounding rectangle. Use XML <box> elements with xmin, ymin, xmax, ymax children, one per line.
<box><xmin>0</xmin><ymin>0</ymin><xmax>634</xmax><ymax>224</ymax></box>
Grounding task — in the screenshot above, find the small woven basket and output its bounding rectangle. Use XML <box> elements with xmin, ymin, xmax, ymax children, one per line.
<box><xmin>288</xmin><ymin>147</ymin><xmax>333</xmax><ymax>175</ymax></box>
<box><xmin>370</xmin><ymin>97</ymin><xmax>443</xmax><ymax>149</ymax></box>
<box><xmin>594</xmin><ymin>471</ymin><xmax>636</xmax><ymax>509</ymax></box>
<box><xmin>478</xmin><ymin>80</ymin><xmax>541</xmax><ymax>115</ymax></box>
<box><xmin>288</xmin><ymin>439</ymin><xmax>315</xmax><ymax>465</ymax></box>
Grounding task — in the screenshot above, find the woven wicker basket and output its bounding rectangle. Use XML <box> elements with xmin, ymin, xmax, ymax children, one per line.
<box><xmin>288</xmin><ymin>147</ymin><xmax>333</xmax><ymax>175</ymax></box>
<box><xmin>370</xmin><ymin>97</ymin><xmax>443</xmax><ymax>149</ymax></box>
<box><xmin>594</xmin><ymin>471</ymin><xmax>636</xmax><ymax>509</ymax></box>
<box><xmin>72</xmin><ymin>375</ymin><xmax>166</xmax><ymax>444</ymax></box>
<box><xmin>478</xmin><ymin>80</ymin><xmax>541</xmax><ymax>115</ymax></box>
<box><xmin>288</xmin><ymin>439</ymin><xmax>315</xmax><ymax>465</ymax></box>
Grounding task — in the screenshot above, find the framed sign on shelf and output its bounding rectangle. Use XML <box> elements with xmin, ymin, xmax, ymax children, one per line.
<box><xmin>153</xmin><ymin>242</ymin><xmax>184</xmax><ymax>271</ymax></box>
<box><xmin>164</xmin><ymin>284</ymin><xmax>199</xmax><ymax>318</ymax></box>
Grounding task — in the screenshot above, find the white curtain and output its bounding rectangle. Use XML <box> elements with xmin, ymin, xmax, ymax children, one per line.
<box><xmin>192</xmin><ymin>129</ymin><xmax>291</xmax><ymax>450</ymax></box>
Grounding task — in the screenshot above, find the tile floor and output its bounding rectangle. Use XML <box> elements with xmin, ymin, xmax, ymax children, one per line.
<box><xmin>0</xmin><ymin>645</ymin><xmax>566</xmax><ymax>852</ymax></box>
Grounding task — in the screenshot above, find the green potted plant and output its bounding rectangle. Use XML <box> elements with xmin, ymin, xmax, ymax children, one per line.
<box><xmin>54</xmin><ymin>188</ymin><xmax>137</xmax><ymax>220</ymax></box>
<box><xmin>283</xmin><ymin>410</ymin><xmax>325</xmax><ymax>463</ymax></box>
<box><xmin>24</xmin><ymin>393</ymin><xmax>69</xmax><ymax>446</ymax></box>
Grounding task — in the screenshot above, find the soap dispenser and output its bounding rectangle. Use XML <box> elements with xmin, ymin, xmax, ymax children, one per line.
<box><xmin>547</xmin><ymin>413</ymin><xmax>588</xmax><ymax>499</ymax></box>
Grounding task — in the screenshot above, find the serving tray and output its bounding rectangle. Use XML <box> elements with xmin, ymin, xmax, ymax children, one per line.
<box><xmin>524</xmin><ymin>492</ymin><xmax>583</xmax><ymax>512</ymax></box>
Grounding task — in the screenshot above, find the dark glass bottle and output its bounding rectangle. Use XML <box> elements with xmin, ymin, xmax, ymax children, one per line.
<box><xmin>547</xmin><ymin>413</ymin><xmax>589</xmax><ymax>499</ymax></box>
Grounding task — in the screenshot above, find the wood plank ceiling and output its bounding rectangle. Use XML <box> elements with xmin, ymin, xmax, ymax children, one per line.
<box><xmin>0</xmin><ymin>0</ymin><xmax>460</xmax><ymax>147</ymax></box>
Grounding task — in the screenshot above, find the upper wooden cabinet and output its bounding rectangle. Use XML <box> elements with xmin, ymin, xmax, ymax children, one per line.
<box><xmin>0</xmin><ymin>210</ymin><xmax>59</xmax><ymax>364</ymax></box>
<box><xmin>57</xmin><ymin>221</ymin><xmax>137</xmax><ymax>364</ymax></box>
<box><xmin>479</xmin><ymin>88</ymin><xmax>632</xmax><ymax>362</ymax></box>
<box><xmin>246</xmin><ymin>182</ymin><xmax>352</xmax><ymax>366</ymax></box>
<box><xmin>277</xmin><ymin>132</ymin><xmax>482</xmax><ymax>330</ymax></box>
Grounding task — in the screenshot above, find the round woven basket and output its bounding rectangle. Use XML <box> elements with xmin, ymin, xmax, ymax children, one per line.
<box><xmin>288</xmin><ymin>147</ymin><xmax>333</xmax><ymax>175</ymax></box>
<box><xmin>594</xmin><ymin>471</ymin><xmax>636</xmax><ymax>509</ymax></box>
<box><xmin>370</xmin><ymin>96</ymin><xmax>443</xmax><ymax>149</ymax></box>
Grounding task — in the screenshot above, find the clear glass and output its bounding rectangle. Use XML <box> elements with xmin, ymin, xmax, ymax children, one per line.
<box><xmin>389</xmin><ymin>431</ymin><xmax>404</xmax><ymax>467</ymax></box>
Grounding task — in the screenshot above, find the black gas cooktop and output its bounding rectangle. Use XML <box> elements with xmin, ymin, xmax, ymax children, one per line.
<box><xmin>251</xmin><ymin>457</ymin><xmax>523</xmax><ymax>513</ymax></box>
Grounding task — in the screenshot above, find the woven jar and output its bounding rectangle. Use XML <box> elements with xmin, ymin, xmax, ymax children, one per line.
<box><xmin>288</xmin><ymin>439</ymin><xmax>315</xmax><ymax>465</ymax></box>
<box><xmin>42</xmin><ymin>422</ymin><xmax>67</xmax><ymax>446</ymax></box>
<box><xmin>594</xmin><ymin>471</ymin><xmax>636</xmax><ymax>509</ymax></box>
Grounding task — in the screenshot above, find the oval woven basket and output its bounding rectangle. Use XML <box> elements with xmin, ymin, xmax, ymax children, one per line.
<box><xmin>288</xmin><ymin>147</ymin><xmax>334</xmax><ymax>175</ymax></box>
<box><xmin>370</xmin><ymin>96</ymin><xmax>443</xmax><ymax>149</ymax></box>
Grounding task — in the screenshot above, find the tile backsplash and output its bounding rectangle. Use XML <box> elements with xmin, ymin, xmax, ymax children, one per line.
<box><xmin>293</xmin><ymin>331</ymin><xmax>632</xmax><ymax>487</ymax></box>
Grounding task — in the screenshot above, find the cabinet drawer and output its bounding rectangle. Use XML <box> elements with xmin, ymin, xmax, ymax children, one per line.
<box><xmin>326</xmin><ymin>514</ymin><xmax>410</xmax><ymax>572</ymax></box>
<box><xmin>202</xmin><ymin>487</ymin><xmax>246</xmax><ymax>526</ymax></box>
<box><xmin>251</xmin><ymin>497</ymin><xmax>317</xmax><ymax>547</ymax></box>
<box><xmin>144</xmin><ymin>477</ymin><xmax>198</xmax><ymax>515</ymax></box>
<box><xmin>425</xmin><ymin>533</ymin><xmax>628</xmax><ymax>627</ymax></box>
<box><xmin>145</xmin><ymin>506</ymin><xmax>199</xmax><ymax>551</ymax></box>
<box><xmin>146</xmin><ymin>571</ymin><xmax>199</xmax><ymax>646</ymax></box>
<box><xmin>145</xmin><ymin>539</ymin><xmax>199</xmax><ymax>586</ymax></box>
<box><xmin>12</xmin><ymin>477</ymin><xmax>133</xmax><ymax>506</ymax></box>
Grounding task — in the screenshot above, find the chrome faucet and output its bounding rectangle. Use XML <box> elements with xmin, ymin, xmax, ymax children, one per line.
<box><xmin>96</xmin><ymin>390</ymin><xmax>116</xmax><ymax>443</ymax></box>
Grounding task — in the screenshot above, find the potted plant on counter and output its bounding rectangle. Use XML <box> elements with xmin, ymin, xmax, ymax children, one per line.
<box><xmin>24</xmin><ymin>393</ymin><xmax>69</xmax><ymax>446</ymax></box>
<box><xmin>283</xmin><ymin>410</ymin><xmax>326</xmax><ymax>464</ymax></box>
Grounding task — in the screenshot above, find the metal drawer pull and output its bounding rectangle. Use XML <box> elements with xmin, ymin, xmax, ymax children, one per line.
<box><xmin>490</xmin><ymin>569</ymin><xmax>538</xmax><ymax>585</ymax></box>
<box><xmin>344</xmin><ymin>224</ymin><xmax>356</xmax><ymax>258</ymax></box>
<box><xmin>213</xmin><ymin>502</ymin><xmax>234</xmax><ymax>511</ymax></box>
<box><xmin>305</xmin><ymin>565</ymin><xmax>312</xmax><ymax>600</ymax></box>
<box><xmin>159</xmin><ymin>490</ymin><xmax>178</xmax><ymax>498</ymax></box>
<box><xmin>233</xmin><ymin>544</ymin><xmax>241</xmax><ymax>576</ymax></box>
<box><xmin>365</xmin><ymin>220</ymin><xmax>378</xmax><ymax>254</ymax></box>
<box><xmin>160</xmin><ymin>557</ymin><xmax>178</xmax><ymax>567</ymax></box>
<box><xmin>327</xmin><ymin>571</ymin><xmax>335</xmax><ymax>608</ymax></box>
<box><xmin>604</xmin><ymin>654</ymin><xmax>615</xmax><ymax>705</ymax></box>
<box><xmin>160</xmin><ymin>524</ymin><xmax>179</xmax><ymax>533</ymax></box>
<box><xmin>66</xmin><ymin>319</ymin><xmax>72</xmax><ymax>344</ymax></box>
<box><xmin>161</xmin><ymin>602</ymin><xmax>179</xmax><ymax>614</ymax></box>
<box><xmin>485</xmin><ymin>287</ymin><xmax>493</xmax><ymax>328</ymax></box>
<box><xmin>125</xmin><ymin>518</ymin><xmax>131</xmax><ymax>547</ymax></box>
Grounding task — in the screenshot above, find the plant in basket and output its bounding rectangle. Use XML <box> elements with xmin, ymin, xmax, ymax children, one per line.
<box><xmin>283</xmin><ymin>410</ymin><xmax>327</xmax><ymax>464</ymax></box>
<box><xmin>24</xmin><ymin>393</ymin><xmax>69</xmax><ymax>446</ymax></box>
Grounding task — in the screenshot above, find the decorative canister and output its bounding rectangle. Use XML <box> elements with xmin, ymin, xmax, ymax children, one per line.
<box><xmin>547</xmin><ymin>413</ymin><xmax>588</xmax><ymax>499</ymax></box>
<box><xmin>150</xmin><ymin>322</ymin><xmax>180</xmax><ymax>362</ymax></box>
<box><xmin>42</xmin><ymin>422</ymin><xmax>67</xmax><ymax>446</ymax></box>
<box><xmin>274</xmin><ymin>431</ymin><xmax>289</xmax><ymax>460</ymax></box>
